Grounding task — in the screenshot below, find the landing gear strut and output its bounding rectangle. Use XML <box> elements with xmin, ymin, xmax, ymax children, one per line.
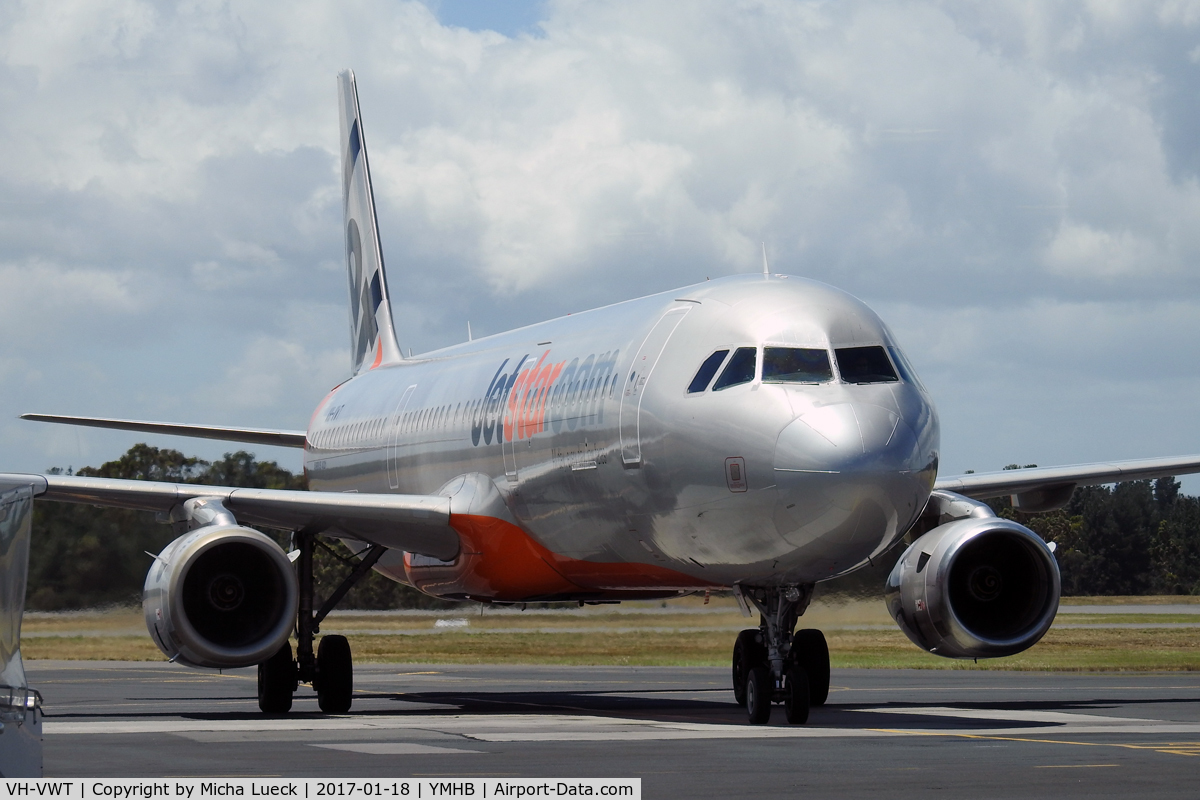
<box><xmin>731</xmin><ymin>585</ymin><xmax>830</xmax><ymax>725</ymax></box>
<box><xmin>256</xmin><ymin>530</ymin><xmax>385</xmax><ymax>714</ymax></box>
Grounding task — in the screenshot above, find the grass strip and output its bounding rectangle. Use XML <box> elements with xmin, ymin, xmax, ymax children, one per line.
<box><xmin>1058</xmin><ymin>595</ymin><xmax>1200</xmax><ymax>606</ymax></box>
<box><xmin>22</xmin><ymin>627</ymin><xmax>1200</xmax><ymax>670</ymax></box>
<box><xmin>23</xmin><ymin>636</ymin><xmax>165</xmax><ymax>661</ymax></box>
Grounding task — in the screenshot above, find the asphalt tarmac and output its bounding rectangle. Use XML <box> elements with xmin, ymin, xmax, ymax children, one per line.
<box><xmin>28</xmin><ymin>661</ymin><xmax>1200</xmax><ymax>799</ymax></box>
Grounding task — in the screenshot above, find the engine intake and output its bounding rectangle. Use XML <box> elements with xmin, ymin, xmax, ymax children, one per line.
<box><xmin>143</xmin><ymin>525</ymin><xmax>298</xmax><ymax>669</ymax></box>
<box><xmin>885</xmin><ymin>517</ymin><xmax>1060</xmax><ymax>659</ymax></box>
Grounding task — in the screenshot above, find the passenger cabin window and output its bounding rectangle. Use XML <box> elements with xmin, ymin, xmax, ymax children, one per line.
<box><xmin>835</xmin><ymin>346</ymin><xmax>898</xmax><ymax>384</ymax></box>
<box><xmin>687</xmin><ymin>349</ymin><xmax>729</xmax><ymax>393</ymax></box>
<box><xmin>762</xmin><ymin>347</ymin><xmax>833</xmax><ymax>384</ymax></box>
<box><xmin>713</xmin><ymin>347</ymin><xmax>757</xmax><ymax>390</ymax></box>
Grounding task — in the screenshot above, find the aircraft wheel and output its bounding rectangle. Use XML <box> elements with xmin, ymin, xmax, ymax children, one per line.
<box><xmin>316</xmin><ymin>635</ymin><xmax>353</xmax><ymax>714</ymax></box>
<box><xmin>745</xmin><ymin>665</ymin><xmax>773</xmax><ymax>725</ymax></box>
<box><xmin>791</xmin><ymin>629</ymin><xmax>830</xmax><ymax>706</ymax></box>
<box><xmin>257</xmin><ymin>642</ymin><xmax>296</xmax><ymax>714</ymax></box>
<box><xmin>784</xmin><ymin>666</ymin><xmax>810</xmax><ymax>725</ymax></box>
<box><xmin>732</xmin><ymin>629</ymin><xmax>766</xmax><ymax>708</ymax></box>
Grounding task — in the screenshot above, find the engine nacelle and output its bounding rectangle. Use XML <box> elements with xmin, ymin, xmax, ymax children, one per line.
<box><xmin>143</xmin><ymin>525</ymin><xmax>298</xmax><ymax>669</ymax></box>
<box><xmin>885</xmin><ymin>517</ymin><xmax>1060</xmax><ymax>659</ymax></box>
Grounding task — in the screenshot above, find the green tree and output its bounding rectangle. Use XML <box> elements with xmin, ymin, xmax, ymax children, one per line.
<box><xmin>1149</xmin><ymin>479</ymin><xmax>1200</xmax><ymax>595</ymax></box>
<box><xmin>200</xmin><ymin>451</ymin><xmax>306</xmax><ymax>491</ymax></box>
<box><xmin>26</xmin><ymin>444</ymin><xmax>207</xmax><ymax>609</ymax></box>
<box><xmin>1058</xmin><ymin>483</ymin><xmax>1156</xmax><ymax>595</ymax></box>
<box><xmin>76</xmin><ymin>443</ymin><xmax>208</xmax><ymax>482</ymax></box>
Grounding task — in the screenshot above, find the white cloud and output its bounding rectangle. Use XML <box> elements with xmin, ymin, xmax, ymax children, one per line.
<box><xmin>0</xmin><ymin>260</ymin><xmax>150</xmax><ymax>346</ymax></box>
<box><xmin>203</xmin><ymin>335</ymin><xmax>345</xmax><ymax>411</ymax></box>
<box><xmin>190</xmin><ymin>239</ymin><xmax>286</xmax><ymax>290</ymax></box>
<box><xmin>1042</xmin><ymin>222</ymin><xmax>1159</xmax><ymax>278</ymax></box>
<box><xmin>1158</xmin><ymin>0</ymin><xmax>1200</xmax><ymax>25</ymax></box>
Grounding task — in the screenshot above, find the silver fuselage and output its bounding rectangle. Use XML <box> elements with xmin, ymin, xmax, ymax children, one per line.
<box><xmin>305</xmin><ymin>274</ymin><xmax>939</xmax><ymax>598</ymax></box>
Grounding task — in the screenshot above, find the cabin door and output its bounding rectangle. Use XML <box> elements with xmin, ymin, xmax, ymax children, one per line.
<box><xmin>619</xmin><ymin>304</ymin><xmax>691</xmax><ymax>466</ymax></box>
<box><xmin>387</xmin><ymin>384</ymin><xmax>416</xmax><ymax>489</ymax></box>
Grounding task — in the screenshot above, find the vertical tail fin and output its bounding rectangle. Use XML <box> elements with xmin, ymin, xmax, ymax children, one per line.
<box><xmin>338</xmin><ymin>70</ymin><xmax>404</xmax><ymax>374</ymax></box>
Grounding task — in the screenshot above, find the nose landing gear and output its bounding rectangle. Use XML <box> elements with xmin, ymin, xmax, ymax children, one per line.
<box><xmin>731</xmin><ymin>584</ymin><xmax>830</xmax><ymax>724</ymax></box>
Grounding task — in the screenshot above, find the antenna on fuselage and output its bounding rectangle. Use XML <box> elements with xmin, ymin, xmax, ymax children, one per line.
<box><xmin>467</xmin><ymin>321</ymin><xmax>473</xmax><ymax>342</ymax></box>
<box><xmin>761</xmin><ymin>242</ymin><xmax>769</xmax><ymax>276</ymax></box>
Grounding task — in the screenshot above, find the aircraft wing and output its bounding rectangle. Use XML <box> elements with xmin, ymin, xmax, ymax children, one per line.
<box><xmin>935</xmin><ymin>454</ymin><xmax>1200</xmax><ymax>502</ymax></box>
<box><xmin>0</xmin><ymin>473</ymin><xmax>458</xmax><ymax>560</ymax></box>
<box><xmin>21</xmin><ymin>413</ymin><xmax>307</xmax><ymax>449</ymax></box>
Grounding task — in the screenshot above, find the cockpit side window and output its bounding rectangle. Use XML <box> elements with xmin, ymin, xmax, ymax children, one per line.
<box><xmin>687</xmin><ymin>349</ymin><xmax>730</xmax><ymax>393</ymax></box>
<box><xmin>762</xmin><ymin>347</ymin><xmax>833</xmax><ymax>384</ymax></box>
<box><xmin>887</xmin><ymin>345</ymin><xmax>925</xmax><ymax>390</ymax></box>
<box><xmin>835</xmin><ymin>346</ymin><xmax>898</xmax><ymax>384</ymax></box>
<box><xmin>712</xmin><ymin>347</ymin><xmax>757</xmax><ymax>390</ymax></box>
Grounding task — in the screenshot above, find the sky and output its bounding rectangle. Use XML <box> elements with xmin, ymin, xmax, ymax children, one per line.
<box><xmin>2</xmin><ymin>0</ymin><xmax>1200</xmax><ymax>493</ymax></box>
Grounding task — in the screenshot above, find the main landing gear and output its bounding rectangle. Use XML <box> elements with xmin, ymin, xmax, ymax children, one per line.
<box><xmin>257</xmin><ymin>530</ymin><xmax>386</xmax><ymax>714</ymax></box>
<box><xmin>731</xmin><ymin>585</ymin><xmax>830</xmax><ymax>725</ymax></box>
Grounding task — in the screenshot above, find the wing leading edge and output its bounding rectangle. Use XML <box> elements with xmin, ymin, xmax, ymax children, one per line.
<box><xmin>21</xmin><ymin>413</ymin><xmax>307</xmax><ymax>449</ymax></box>
<box><xmin>0</xmin><ymin>472</ymin><xmax>457</xmax><ymax>560</ymax></box>
<box><xmin>935</xmin><ymin>454</ymin><xmax>1200</xmax><ymax>509</ymax></box>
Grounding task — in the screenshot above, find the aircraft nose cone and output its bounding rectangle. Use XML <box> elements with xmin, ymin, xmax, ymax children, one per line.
<box><xmin>774</xmin><ymin>403</ymin><xmax>919</xmax><ymax>474</ymax></box>
<box><xmin>772</xmin><ymin>403</ymin><xmax>930</xmax><ymax>571</ymax></box>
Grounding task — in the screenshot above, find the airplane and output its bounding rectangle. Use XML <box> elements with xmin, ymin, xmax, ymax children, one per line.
<box><xmin>5</xmin><ymin>70</ymin><xmax>1200</xmax><ymax>725</ymax></box>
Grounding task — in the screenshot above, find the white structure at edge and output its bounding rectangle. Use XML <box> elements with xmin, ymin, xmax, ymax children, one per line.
<box><xmin>0</xmin><ymin>484</ymin><xmax>42</xmax><ymax>778</ymax></box>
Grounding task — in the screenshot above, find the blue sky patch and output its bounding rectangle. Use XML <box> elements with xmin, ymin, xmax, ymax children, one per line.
<box><xmin>427</xmin><ymin>0</ymin><xmax>547</xmax><ymax>37</ymax></box>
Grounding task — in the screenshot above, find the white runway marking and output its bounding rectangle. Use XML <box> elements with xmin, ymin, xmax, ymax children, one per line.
<box><xmin>42</xmin><ymin>707</ymin><xmax>1200</xmax><ymax>742</ymax></box>
<box><xmin>313</xmin><ymin>743</ymin><xmax>482</xmax><ymax>755</ymax></box>
<box><xmin>855</xmin><ymin>706</ymin><xmax>1161</xmax><ymax>725</ymax></box>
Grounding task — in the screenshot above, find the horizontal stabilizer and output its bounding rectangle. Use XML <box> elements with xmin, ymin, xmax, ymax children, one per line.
<box><xmin>0</xmin><ymin>472</ymin><xmax>458</xmax><ymax>560</ymax></box>
<box><xmin>936</xmin><ymin>454</ymin><xmax>1200</xmax><ymax>500</ymax></box>
<box><xmin>21</xmin><ymin>414</ymin><xmax>307</xmax><ymax>449</ymax></box>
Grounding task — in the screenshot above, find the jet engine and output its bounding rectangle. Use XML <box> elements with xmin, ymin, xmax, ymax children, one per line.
<box><xmin>884</xmin><ymin>516</ymin><xmax>1060</xmax><ymax>659</ymax></box>
<box><xmin>143</xmin><ymin>524</ymin><xmax>298</xmax><ymax>669</ymax></box>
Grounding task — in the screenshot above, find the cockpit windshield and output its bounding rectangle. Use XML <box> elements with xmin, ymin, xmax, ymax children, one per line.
<box><xmin>689</xmin><ymin>344</ymin><xmax>909</xmax><ymax>392</ymax></box>
<box><xmin>712</xmin><ymin>347</ymin><xmax>757</xmax><ymax>390</ymax></box>
<box><xmin>762</xmin><ymin>347</ymin><xmax>833</xmax><ymax>384</ymax></box>
<box><xmin>835</xmin><ymin>346</ymin><xmax>898</xmax><ymax>384</ymax></box>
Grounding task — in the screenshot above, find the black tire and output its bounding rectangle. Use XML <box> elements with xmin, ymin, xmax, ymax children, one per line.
<box><xmin>316</xmin><ymin>635</ymin><xmax>353</xmax><ymax>714</ymax></box>
<box><xmin>745</xmin><ymin>665</ymin><xmax>772</xmax><ymax>725</ymax></box>
<box><xmin>791</xmin><ymin>628</ymin><xmax>830</xmax><ymax>706</ymax></box>
<box><xmin>257</xmin><ymin>642</ymin><xmax>296</xmax><ymax>714</ymax></box>
<box><xmin>732</xmin><ymin>629</ymin><xmax>766</xmax><ymax>708</ymax></box>
<box><xmin>784</xmin><ymin>665</ymin><xmax>810</xmax><ymax>725</ymax></box>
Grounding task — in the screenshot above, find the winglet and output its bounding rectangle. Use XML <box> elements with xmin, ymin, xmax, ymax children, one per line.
<box><xmin>338</xmin><ymin>70</ymin><xmax>405</xmax><ymax>374</ymax></box>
